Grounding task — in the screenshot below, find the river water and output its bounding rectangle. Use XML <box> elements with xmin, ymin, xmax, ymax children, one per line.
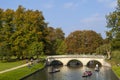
<box><xmin>22</xmin><ymin>66</ymin><xmax>119</xmax><ymax>80</ymax></box>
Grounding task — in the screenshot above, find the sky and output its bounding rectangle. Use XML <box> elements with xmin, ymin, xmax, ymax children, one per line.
<box><xmin>0</xmin><ymin>0</ymin><xmax>117</xmax><ymax>38</ymax></box>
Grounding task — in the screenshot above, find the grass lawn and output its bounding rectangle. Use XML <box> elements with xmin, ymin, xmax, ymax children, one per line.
<box><xmin>0</xmin><ymin>60</ymin><xmax>26</xmax><ymax>71</ymax></box>
<box><xmin>112</xmin><ymin>65</ymin><xmax>120</xmax><ymax>78</ymax></box>
<box><xmin>107</xmin><ymin>58</ymin><xmax>120</xmax><ymax>78</ymax></box>
<box><xmin>0</xmin><ymin>62</ymin><xmax>44</xmax><ymax>80</ymax></box>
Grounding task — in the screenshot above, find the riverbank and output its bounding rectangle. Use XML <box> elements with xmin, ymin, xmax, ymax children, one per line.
<box><xmin>0</xmin><ymin>60</ymin><xmax>25</xmax><ymax>71</ymax></box>
<box><xmin>107</xmin><ymin>58</ymin><xmax>120</xmax><ymax>79</ymax></box>
<box><xmin>0</xmin><ymin>62</ymin><xmax>44</xmax><ymax>80</ymax></box>
<box><xmin>112</xmin><ymin>65</ymin><xmax>120</xmax><ymax>79</ymax></box>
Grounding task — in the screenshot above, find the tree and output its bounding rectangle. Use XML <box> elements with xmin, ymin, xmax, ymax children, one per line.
<box><xmin>0</xmin><ymin>9</ymin><xmax>14</xmax><ymax>60</ymax></box>
<box><xmin>56</xmin><ymin>41</ymin><xmax>67</xmax><ymax>55</ymax></box>
<box><xmin>27</xmin><ymin>42</ymin><xmax>44</xmax><ymax>58</ymax></box>
<box><xmin>45</xmin><ymin>27</ymin><xmax>65</xmax><ymax>55</ymax></box>
<box><xmin>65</xmin><ymin>30</ymin><xmax>103</xmax><ymax>54</ymax></box>
<box><xmin>96</xmin><ymin>44</ymin><xmax>111</xmax><ymax>59</ymax></box>
<box><xmin>0</xmin><ymin>8</ymin><xmax>4</xmax><ymax>57</ymax></box>
<box><xmin>0</xmin><ymin>6</ymin><xmax>48</xmax><ymax>60</ymax></box>
<box><xmin>106</xmin><ymin>0</ymin><xmax>120</xmax><ymax>50</ymax></box>
<box><xmin>0</xmin><ymin>42</ymin><xmax>12</xmax><ymax>61</ymax></box>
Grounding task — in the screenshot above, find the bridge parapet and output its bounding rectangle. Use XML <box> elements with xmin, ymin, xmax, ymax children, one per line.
<box><xmin>47</xmin><ymin>55</ymin><xmax>106</xmax><ymax>59</ymax></box>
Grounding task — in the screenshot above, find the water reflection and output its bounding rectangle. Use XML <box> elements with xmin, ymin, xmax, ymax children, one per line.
<box><xmin>22</xmin><ymin>66</ymin><xmax>119</xmax><ymax>80</ymax></box>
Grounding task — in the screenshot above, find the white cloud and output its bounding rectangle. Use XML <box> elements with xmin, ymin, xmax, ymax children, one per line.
<box><xmin>63</xmin><ymin>2</ymin><xmax>78</xmax><ymax>9</ymax></box>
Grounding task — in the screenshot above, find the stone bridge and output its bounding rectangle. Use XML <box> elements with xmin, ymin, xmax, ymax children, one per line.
<box><xmin>46</xmin><ymin>55</ymin><xmax>111</xmax><ymax>67</ymax></box>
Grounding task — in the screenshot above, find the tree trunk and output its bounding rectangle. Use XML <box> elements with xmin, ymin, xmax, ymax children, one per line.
<box><xmin>107</xmin><ymin>51</ymin><xmax>111</xmax><ymax>59</ymax></box>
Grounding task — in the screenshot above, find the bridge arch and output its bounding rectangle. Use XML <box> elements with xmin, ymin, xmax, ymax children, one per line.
<box><xmin>50</xmin><ymin>60</ymin><xmax>63</xmax><ymax>66</ymax></box>
<box><xmin>86</xmin><ymin>60</ymin><xmax>102</xmax><ymax>68</ymax></box>
<box><xmin>67</xmin><ymin>59</ymin><xmax>83</xmax><ymax>67</ymax></box>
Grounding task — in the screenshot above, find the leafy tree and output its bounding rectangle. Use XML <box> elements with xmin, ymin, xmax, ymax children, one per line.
<box><xmin>56</xmin><ymin>41</ymin><xmax>67</xmax><ymax>55</ymax></box>
<box><xmin>96</xmin><ymin>44</ymin><xmax>111</xmax><ymax>59</ymax></box>
<box><xmin>0</xmin><ymin>42</ymin><xmax>12</xmax><ymax>61</ymax></box>
<box><xmin>27</xmin><ymin>42</ymin><xmax>44</xmax><ymax>58</ymax></box>
<box><xmin>0</xmin><ymin>8</ymin><xmax>3</xmax><ymax>25</ymax></box>
<box><xmin>0</xmin><ymin>8</ymin><xmax>4</xmax><ymax>57</ymax></box>
<box><xmin>65</xmin><ymin>30</ymin><xmax>103</xmax><ymax>54</ymax></box>
<box><xmin>54</xmin><ymin>28</ymin><xmax>65</xmax><ymax>54</ymax></box>
<box><xmin>111</xmin><ymin>50</ymin><xmax>120</xmax><ymax>59</ymax></box>
<box><xmin>106</xmin><ymin>0</ymin><xmax>120</xmax><ymax>50</ymax></box>
<box><xmin>45</xmin><ymin>27</ymin><xmax>65</xmax><ymax>55</ymax></box>
<box><xmin>45</xmin><ymin>27</ymin><xmax>56</xmax><ymax>55</ymax></box>
<box><xmin>65</xmin><ymin>30</ymin><xmax>83</xmax><ymax>54</ymax></box>
<box><xmin>0</xmin><ymin>9</ymin><xmax>14</xmax><ymax>60</ymax></box>
<box><xmin>0</xmin><ymin>6</ymin><xmax>48</xmax><ymax>60</ymax></box>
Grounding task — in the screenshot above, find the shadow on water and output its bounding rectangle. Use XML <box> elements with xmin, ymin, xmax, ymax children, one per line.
<box><xmin>21</xmin><ymin>66</ymin><xmax>119</xmax><ymax>80</ymax></box>
<box><xmin>67</xmin><ymin>59</ymin><xmax>83</xmax><ymax>68</ymax></box>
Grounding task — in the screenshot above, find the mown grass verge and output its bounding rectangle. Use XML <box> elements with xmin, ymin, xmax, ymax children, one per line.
<box><xmin>112</xmin><ymin>65</ymin><xmax>120</xmax><ymax>78</ymax></box>
<box><xmin>107</xmin><ymin>58</ymin><xmax>120</xmax><ymax>78</ymax></box>
<box><xmin>0</xmin><ymin>60</ymin><xmax>25</xmax><ymax>71</ymax></box>
<box><xmin>0</xmin><ymin>62</ymin><xmax>44</xmax><ymax>80</ymax></box>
